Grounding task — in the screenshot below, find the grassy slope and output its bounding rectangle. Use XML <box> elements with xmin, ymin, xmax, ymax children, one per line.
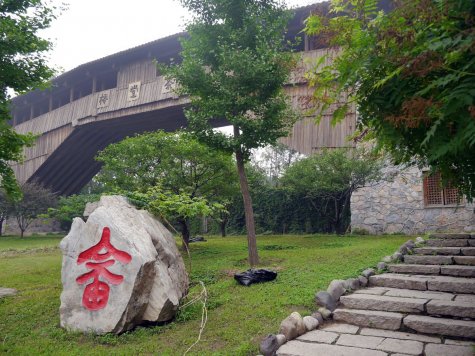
<box><xmin>0</xmin><ymin>234</ymin><xmax>409</xmax><ymax>355</ymax></box>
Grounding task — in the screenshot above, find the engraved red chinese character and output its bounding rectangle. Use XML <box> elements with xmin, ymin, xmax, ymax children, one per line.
<box><xmin>76</xmin><ymin>227</ymin><xmax>132</xmax><ymax>311</ymax></box>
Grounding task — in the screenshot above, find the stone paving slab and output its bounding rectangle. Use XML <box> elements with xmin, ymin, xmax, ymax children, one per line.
<box><xmin>441</xmin><ymin>265</ymin><xmax>475</xmax><ymax>277</ymax></box>
<box><xmin>360</xmin><ymin>327</ymin><xmax>442</xmax><ymax>343</ymax></box>
<box><xmin>0</xmin><ymin>288</ymin><xmax>17</xmax><ymax>298</ymax></box>
<box><xmin>369</xmin><ymin>274</ymin><xmax>429</xmax><ymax>290</ymax></box>
<box><xmin>404</xmin><ymin>255</ymin><xmax>454</xmax><ymax>265</ymax></box>
<box><xmin>383</xmin><ymin>288</ymin><xmax>454</xmax><ymax>301</ymax></box>
<box><xmin>470</xmin><ymin>240</ymin><xmax>475</xmax><ymax>247</ymax></box>
<box><xmin>296</xmin><ymin>330</ymin><xmax>339</xmax><ymax>344</ymax></box>
<box><xmin>414</xmin><ymin>247</ymin><xmax>462</xmax><ymax>255</ymax></box>
<box><xmin>426</xmin><ymin>239</ymin><xmax>469</xmax><ymax>247</ymax></box>
<box><xmin>336</xmin><ymin>334</ymin><xmax>384</xmax><ymax>349</ymax></box>
<box><xmin>404</xmin><ymin>315</ymin><xmax>475</xmax><ymax>339</ymax></box>
<box><xmin>388</xmin><ymin>264</ymin><xmax>440</xmax><ymax>275</ymax></box>
<box><xmin>340</xmin><ymin>294</ymin><xmax>426</xmax><ymax>313</ymax></box>
<box><xmin>426</xmin><ymin>299</ymin><xmax>475</xmax><ymax>318</ymax></box>
<box><xmin>319</xmin><ymin>322</ymin><xmax>359</xmax><ymax>334</ymax></box>
<box><xmin>425</xmin><ymin>343</ymin><xmax>474</xmax><ymax>356</ymax></box>
<box><xmin>377</xmin><ymin>338</ymin><xmax>424</xmax><ymax>355</ymax></box>
<box><xmin>333</xmin><ymin>309</ymin><xmax>403</xmax><ymax>330</ymax></box>
<box><xmin>353</xmin><ymin>287</ymin><xmax>388</xmax><ymax>295</ymax></box>
<box><xmin>276</xmin><ymin>340</ymin><xmax>389</xmax><ymax>356</ymax></box>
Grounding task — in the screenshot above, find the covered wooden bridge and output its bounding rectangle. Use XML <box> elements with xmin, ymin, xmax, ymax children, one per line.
<box><xmin>10</xmin><ymin>5</ymin><xmax>355</xmax><ymax>195</ymax></box>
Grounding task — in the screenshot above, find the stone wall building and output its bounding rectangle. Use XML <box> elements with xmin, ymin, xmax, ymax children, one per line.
<box><xmin>351</xmin><ymin>166</ymin><xmax>475</xmax><ymax>234</ymax></box>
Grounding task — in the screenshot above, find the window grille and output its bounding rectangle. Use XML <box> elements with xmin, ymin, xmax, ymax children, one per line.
<box><xmin>423</xmin><ymin>172</ymin><xmax>462</xmax><ymax>206</ymax></box>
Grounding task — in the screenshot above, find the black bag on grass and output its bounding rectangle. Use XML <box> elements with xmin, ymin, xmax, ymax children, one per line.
<box><xmin>234</xmin><ymin>269</ymin><xmax>277</xmax><ymax>286</ymax></box>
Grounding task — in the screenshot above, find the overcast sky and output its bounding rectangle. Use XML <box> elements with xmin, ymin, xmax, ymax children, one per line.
<box><xmin>40</xmin><ymin>0</ymin><xmax>320</xmax><ymax>72</ymax></box>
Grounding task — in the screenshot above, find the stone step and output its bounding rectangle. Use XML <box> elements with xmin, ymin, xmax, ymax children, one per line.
<box><xmin>388</xmin><ymin>264</ymin><xmax>440</xmax><ymax>275</ymax></box>
<box><xmin>369</xmin><ymin>273</ymin><xmax>430</xmax><ymax>290</ymax></box>
<box><xmin>426</xmin><ymin>299</ymin><xmax>475</xmax><ymax>319</ymax></box>
<box><xmin>354</xmin><ymin>286</ymin><xmax>456</xmax><ymax>300</ymax></box>
<box><xmin>339</xmin><ymin>294</ymin><xmax>426</xmax><ymax>313</ymax></box>
<box><xmin>427</xmin><ymin>275</ymin><xmax>475</xmax><ymax>294</ymax></box>
<box><xmin>413</xmin><ymin>247</ymin><xmax>462</xmax><ymax>255</ymax></box>
<box><xmin>429</xmin><ymin>233</ymin><xmax>472</xmax><ymax>239</ymax></box>
<box><xmin>389</xmin><ymin>264</ymin><xmax>475</xmax><ymax>278</ymax></box>
<box><xmin>404</xmin><ymin>255</ymin><xmax>475</xmax><ymax>265</ymax></box>
<box><xmin>454</xmin><ymin>256</ymin><xmax>475</xmax><ymax>266</ymax></box>
<box><xmin>462</xmin><ymin>247</ymin><xmax>475</xmax><ymax>256</ymax></box>
<box><xmin>426</xmin><ymin>239</ymin><xmax>469</xmax><ymax>247</ymax></box>
<box><xmin>369</xmin><ymin>273</ymin><xmax>475</xmax><ymax>294</ymax></box>
<box><xmin>441</xmin><ymin>265</ymin><xmax>475</xmax><ymax>277</ymax></box>
<box><xmin>403</xmin><ymin>255</ymin><xmax>454</xmax><ymax>265</ymax></box>
<box><xmin>277</xmin><ymin>340</ymin><xmax>388</xmax><ymax>356</ymax></box>
<box><xmin>333</xmin><ymin>308</ymin><xmax>403</xmax><ymax>330</ymax></box>
<box><xmin>340</xmin><ymin>293</ymin><xmax>475</xmax><ymax>319</ymax></box>
<box><xmin>404</xmin><ymin>315</ymin><xmax>475</xmax><ymax>339</ymax></box>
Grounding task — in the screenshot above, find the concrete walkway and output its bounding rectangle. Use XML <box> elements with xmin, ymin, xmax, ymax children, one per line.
<box><xmin>277</xmin><ymin>233</ymin><xmax>475</xmax><ymax>355</ymax></box>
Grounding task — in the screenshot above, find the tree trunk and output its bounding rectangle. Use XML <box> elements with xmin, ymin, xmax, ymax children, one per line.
<box><xmin>333</xmin><ymin>197</ymin><xmax>344</xmax><ymax>235</ymax></box>
<box><xmin>20</xmin><ymin>228</ymin><xmax>25</xmax><ymax>238</ymax></box>
<box><xmin>0</xmin><ymin>218</ymin><xmax>3</xmax><ymax>237</ymax></box>
<box><xmin>179</xmin><ymin>219</ymin><xmax>190</xmax><ymax>251</ymax></box>
<box><xmin>234</xmin><ymin>127</ymin><xmax>259</xmax><ymax>266</ymax></box>
<box><xmin>220</xmin><ymin>215</ymin><xmax>228</xmax><ymax>237</ymax></box>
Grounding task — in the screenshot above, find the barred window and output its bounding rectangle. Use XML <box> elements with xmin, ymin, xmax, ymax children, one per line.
<box><xmin>423</xmin><ymin>172</ymin><xmax>462</xmax><ymax>206</ymax></box>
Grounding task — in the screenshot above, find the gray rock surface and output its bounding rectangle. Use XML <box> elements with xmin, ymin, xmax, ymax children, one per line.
<box><xmin>345</xmin><ymin>278</ymin><xmax>360</xmax><ymax>291</ymax></box>
<box><xmin>315</xmin><ymin>291</ymin><xmax>337</xmax><ymax>311</ymax></box>
<box><xmin>311</xmin><ymin>311</ymin><xmax>324</xmax><ymax>325</ymax></box>
<box><xmin>318</xmin><ymin>307</ymin><xmax>332</xmax><ymax>319</ymax></box>
<box><xmin>59</xmin><ymin>195</ymin><xmax>188</xmax><ymax>334</ymax></box>
<box><xmin>327</xmin><ymin>280</ymin><xmax>346</xmax><ymax>300</ymax></box>
<box><xmin>279</xmin><ymin>312</ymin><xmax>306</xmax><ymax>340</ymax></box>
<box><xmin>376</xmin><ymin>262</ymin><xmax>387</xmax><ymax>271</ymax></box>
<box><xmin>275</xmin><ymin>334</ymin><xmax>286</xmax><ymax>347</ymax></box>
<box><xmin>303</xmin><ymin>315</ymin><xmax>319</xmax><ymax>331</ymax></box>
<box><xmin>260</xmin><ymin>334</ymin><xmax>280</xmax><ymax>356</ymax></box>
<box><xmin>361</xmin><ymin>268</ymin><xmax>375</xmax><ymax>278</ymax></box>
<box><xmin>391</xmin><ymin>252</ymin><xmax>403</xmax><ymax>262</ymax></box>
<box><xmin>415</xmin><ymin>236</ymin><xmax>425</xmax><ymax>244</ymax></box>
<box><xmin>358</xmin><ymin>276</ymin><xmax>368</xmax><ymax>287</ymax></box>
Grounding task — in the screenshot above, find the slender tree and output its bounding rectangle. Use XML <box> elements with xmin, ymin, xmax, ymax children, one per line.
<box><xmin>96</xmin><ymin>131</ymin><xmax>236</xmax><ymax>249</ymax></box>
<box><xmin>166</xmin><ymin>0</ymin><xmax>297</xmax><ymax>266</ymax></box>
<box><xmin>0</xmin><ymin>0</ymin><xmax>60</xmax><ymax>198</ymax></box>
<box><xmin>9</xmin><ymin>182</ymin><xmax>57</xmax><ymax>237</ymax></box>
<box><xmin>282</xmin><ymin>148</ymin><xmax>385</xmax><ymax>234</ymax></box>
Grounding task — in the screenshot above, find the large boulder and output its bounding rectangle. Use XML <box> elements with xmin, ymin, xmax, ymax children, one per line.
<box><xmin>59</xmin><ymin>196</ymin><xmax>188</xmax><ymax>334</ymax></box>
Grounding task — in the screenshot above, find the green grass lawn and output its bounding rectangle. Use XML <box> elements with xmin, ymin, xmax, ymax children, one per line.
<box><xmin>0</xmin><ymin>233</ymin><xmax>409</xmax><ymax>355</ymax></box>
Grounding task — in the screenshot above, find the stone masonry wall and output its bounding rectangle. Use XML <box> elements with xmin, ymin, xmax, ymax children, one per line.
<box><xmin>351</xmin><ymin>166</ymin><xmax>475</xmax><ymax>234</ymax></box>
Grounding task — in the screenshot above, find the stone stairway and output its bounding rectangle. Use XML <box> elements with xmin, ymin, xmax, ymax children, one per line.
<box><xmin>276</xmin><ymin>233</ymin><xmax>475</xmax><ymax>355</ymax></box>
